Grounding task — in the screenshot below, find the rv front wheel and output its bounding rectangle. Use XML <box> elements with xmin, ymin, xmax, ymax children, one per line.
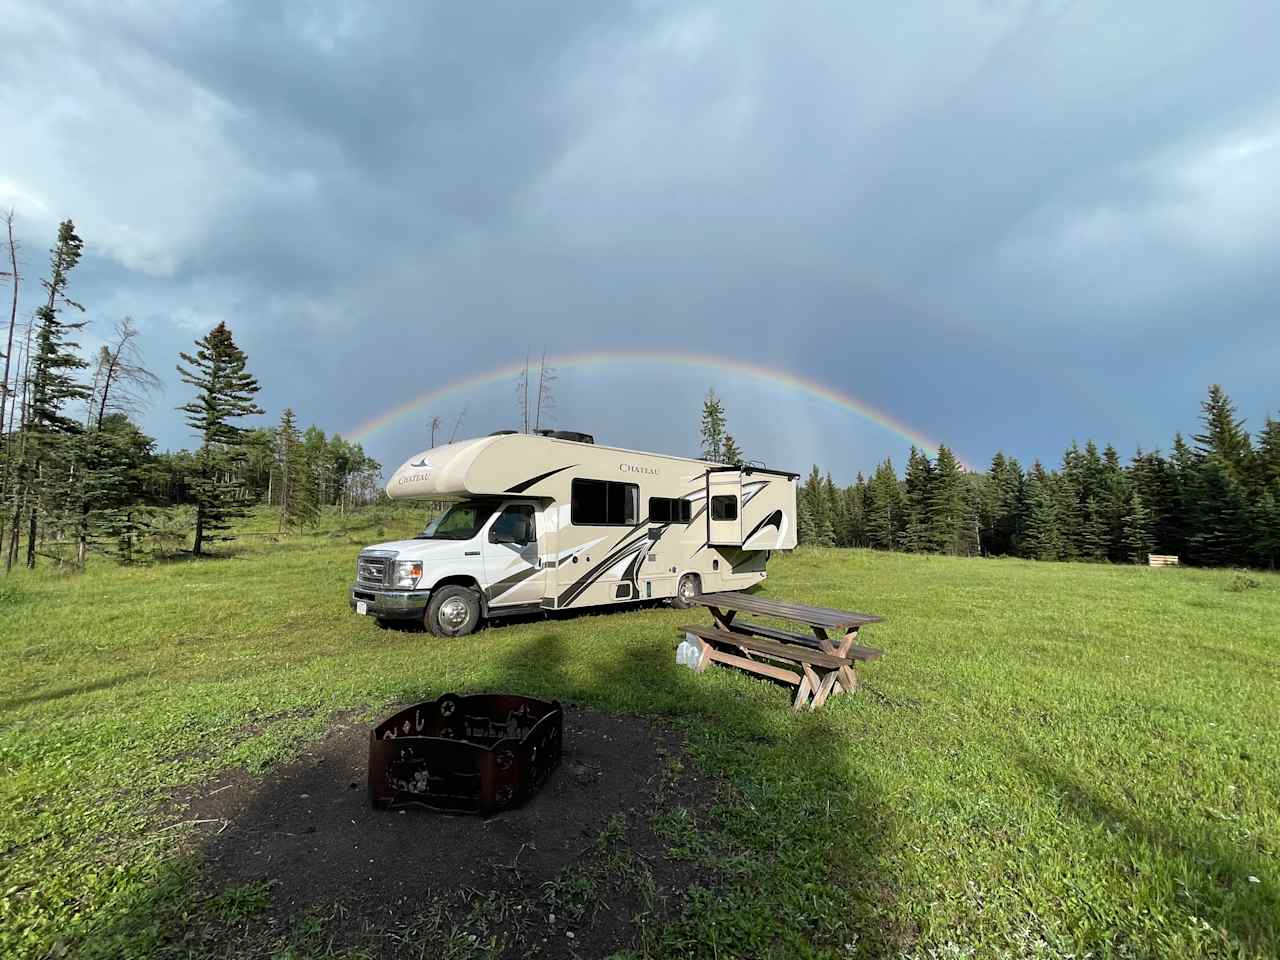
<box><xmin>671</xmin><ymin>573</ymin><xmax>701</xmax><ymax>610</ymax></box>
<box><xmin>426</xmin><ymin>585</ymin><xmax>480</xmax><ymax>638</ymax></box>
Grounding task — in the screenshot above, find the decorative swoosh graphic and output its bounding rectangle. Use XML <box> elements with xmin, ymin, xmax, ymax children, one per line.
<box><xmin>505</xmin><ymin>464</ymin><xmax>575</xmax><ymax>494</ymax></box>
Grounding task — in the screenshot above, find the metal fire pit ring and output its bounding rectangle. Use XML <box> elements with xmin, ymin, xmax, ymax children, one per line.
<box><xmin>369</xmin><ymin>694</ymin><xmax>563</xmax><ymax>814</ymax></box>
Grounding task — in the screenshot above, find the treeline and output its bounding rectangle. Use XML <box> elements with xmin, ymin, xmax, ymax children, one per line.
<box><xmin>795</xmin><ymin>384</ymin><xmax>1280</xmax><ymax>569</ymax></box>
<box><xmin>1</xmin><ymin>216</ymin><xmax>380</xmax><ymax>571</ymax></box>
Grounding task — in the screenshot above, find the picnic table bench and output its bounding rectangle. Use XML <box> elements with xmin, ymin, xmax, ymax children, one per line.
<box><xmin>678</xmin><ymin>592</ymin><xmax>884</xmax><ymax>711</ymax></box>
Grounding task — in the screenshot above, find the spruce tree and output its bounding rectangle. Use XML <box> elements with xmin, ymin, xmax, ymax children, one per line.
<box><xmin>796</xmin><ymin>495</ymin><xmax>814</xmax><ymax>546</ymax></box>
<box><xmin>1186</xmin><ymin>456</ymin><xmax>1250</xmax><ymax>566</ymax></box>
<box><xmin>1079</xmin><ymin>497</ymin><xmax>1109</xmax><ymax>561</ymax></box>
<box><xmin>1021</xmin><ymin>464</ymin><xmax>1061</xmax><ymax>561</ymax></box>
<box><xmin>927</xmin><ymin>445</ymin><xmax>967</xmax><ymax>554</ymax></box>
<box><xmin>721</xmin><ymin>434</ymin><xmax>744</xmax><ymax>467</ymax></box>
<box><xmin>80</xmin><ymin>414</ymin><xmax>156</xmax><ymax>563</ymax></box>
<box><xmin>275</xmin><ymin>408</ymin><xmax>301</xmax><ymax>531</ymax></box>
<box><xmin>823</xmin><ymin>472</ymin><xmax>846</xmax><ymax>546</ymax></box>
<box><xmin>177</xmin><ymin>323</ymin><xmax>263</xmax><ymax>555</ymax></box>
<box><xmin>24</xmin><ymin>220</ymin><xmax>89</xmax><ymax>568</ymax></box>
<box><xmin>1194</xmin><ymin>384</ymin><xmax>1252</xmax><ymax>478</ymax></box>
<box><xmin>698</xmin><ymin>390</ymin><xmax>726</xmax><ymax>462</ymax></box>
<box><xmin>844</xmin><ymin>480</ymin><xmax>866</xmax><ymax>547</ymax></box>
<box><xmin>902</xmin><ymin>447</ymin><xmax>933</xmax><ymax>552</ymax></box>
<box><xmin>864</xmin><ymin>459</ymin><xmax>901</xmax><ymax>550</ymax></box>
<box><xmin>1121</xmin><ymin>491</ymin><xmax>1155</xmax><ymax>564</ymax></box>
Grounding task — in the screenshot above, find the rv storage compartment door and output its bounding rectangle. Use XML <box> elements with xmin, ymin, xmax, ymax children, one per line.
<box><xmin>707</xmin><ymin>471</ymin><xmax>743</xmax><ymax>546</ymax></box>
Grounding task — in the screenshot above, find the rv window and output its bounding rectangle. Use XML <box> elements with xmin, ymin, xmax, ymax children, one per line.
<box><xmin>571</xmin><ymin>478</ymin><xmax>639</xmax><ymax>525</ymax></box>
<box><xmin>710</xmin><ymin>495</ymin><xmax>738</xmax><ymax>521</ymax></box>
<box><xmin>649</xmin><ymin>497</ymin><xmax>692</xmax><ymax>523</ymax></box>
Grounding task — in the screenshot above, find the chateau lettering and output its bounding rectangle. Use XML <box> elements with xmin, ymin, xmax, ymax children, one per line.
<box><xmin>619</xmin><ymin>463</ymin><xmax>659</xmax><ymax>476</ymax></box>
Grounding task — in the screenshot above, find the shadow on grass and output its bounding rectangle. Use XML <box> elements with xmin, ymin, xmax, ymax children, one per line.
<box><xmin>79</xmin><ymin>630</ymin><xmax>898</xmax><ymax>959</ymax></box>
<box><xmin>1021</xmin><ymin>757</ymin><xmax>1278</xmax><ymax>954</ymax></box>
<box><xmin>0</xmin><ymin>670</ymin><xmax>151</xmax><ymax>714</ymax></box>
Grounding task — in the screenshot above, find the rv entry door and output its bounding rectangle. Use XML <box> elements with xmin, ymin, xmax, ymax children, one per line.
<box><xmin>483</xmin><ymin>502</ymin><xmax>546</xmax><ymax>609</ymax></box>
<box><xmin>707</xmin><ymin>471</ymin><xmax>743</xmax><ymax>545</ymax></box>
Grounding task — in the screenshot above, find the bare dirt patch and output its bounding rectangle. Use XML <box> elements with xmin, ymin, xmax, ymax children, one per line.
<box><xmin>175</xmin><ymin>703</ymin><xmax>722</xmax><ymax>958</ymax></box>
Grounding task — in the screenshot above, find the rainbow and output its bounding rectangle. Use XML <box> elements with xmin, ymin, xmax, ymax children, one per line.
<box><xmin>344</xmin><ymin>350</ymin><xmax>967</xmax><ymax>468</ymax></box>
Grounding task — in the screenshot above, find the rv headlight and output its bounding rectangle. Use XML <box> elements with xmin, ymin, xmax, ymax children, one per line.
<box><xmin>393</xmin><ymin>560</ymin><xmax>424</xmax><ymax>588</ymax></box>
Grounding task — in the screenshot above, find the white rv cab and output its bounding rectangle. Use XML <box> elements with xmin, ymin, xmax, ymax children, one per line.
<box><xmin>350</xmin><ymin>431</ymin><xmax>798</xmax><ymax>636</ymax></box>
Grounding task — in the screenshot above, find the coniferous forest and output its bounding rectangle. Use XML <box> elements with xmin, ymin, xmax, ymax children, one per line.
<box><xmin>1</xmin><ymin>218</ymin><xmax>381</xmax><ymax>570</ymax></box>
<box><xmin>784</xmin><ymin>385</ymin><xmax>1279</xmax><ymax>570</ymax></box>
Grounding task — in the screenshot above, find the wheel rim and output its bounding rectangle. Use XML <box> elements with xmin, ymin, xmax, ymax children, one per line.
<box><xmin>680</xmin><ymin>578</ymin><xmax>696</xmax><ymax>602</ymax></box>
<box><xmin>439</xmin><ymin>597</ymin><xmax>470</xmax><ymax>629</ymax></box>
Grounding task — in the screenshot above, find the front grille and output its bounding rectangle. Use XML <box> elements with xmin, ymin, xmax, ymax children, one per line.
<box><xmin>358</xmin><ymin>556</ymin><xmax>389</xmax><ymax>585</ymax></box>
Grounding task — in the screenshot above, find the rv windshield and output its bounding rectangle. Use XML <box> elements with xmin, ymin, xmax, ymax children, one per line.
<box><xmin>415</xmin><ymin>501</ymin><xmax>498</xmax><ymax>541</ymax></box>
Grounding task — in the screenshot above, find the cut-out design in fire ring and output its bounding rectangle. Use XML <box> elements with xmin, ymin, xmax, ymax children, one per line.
<box><xmin>368</xmin><ymin>694</ymin><xmax>563</xmax><ymax>814</ymax></box>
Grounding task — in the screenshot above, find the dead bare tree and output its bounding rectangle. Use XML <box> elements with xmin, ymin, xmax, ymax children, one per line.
<box><xmin>534</xmin><ymin>349</ymin><xmax>557</xmax><ymax>432</ymax></box>
<box><xmin>0</xmin><ymin>210</ymin><xmax>18</xmax><ymax>449</ymax></box>
<box><xmin>85</xmin><ymin>317</ymin><xmax>161</xmax><ymax>429</ymax></box>
<box><xmin>5</xmin><ymin>318</ymin><xmax>33</xmax><ymax>573</ymax></box>
<box><xmin>429</xmin><ymin>415</ymin><xmax>441</xmax><ymax>448</ymax></box>
<box><xmin>516</xmin><ymin>349</ymin><xmax>531</xmax><ymax>433</ymax></box>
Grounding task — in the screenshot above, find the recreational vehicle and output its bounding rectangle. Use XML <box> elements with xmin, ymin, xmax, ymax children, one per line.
<box><xmin>349</xmin><ymin>431</ymin><xmax>798</xmax><ymax>636</ymax></box>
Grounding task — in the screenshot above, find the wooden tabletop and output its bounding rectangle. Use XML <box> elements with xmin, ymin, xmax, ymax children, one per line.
<box><xmin>691</xmin><ymin>592</ymin><xmax>884</xmax><ymax>628</ymax></box>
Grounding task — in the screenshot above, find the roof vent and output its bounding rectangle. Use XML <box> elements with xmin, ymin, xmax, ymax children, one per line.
<box><xmin>536</xmin><ymin>430</ymin><xmax>594</xmax><ymax>444</ymax></box>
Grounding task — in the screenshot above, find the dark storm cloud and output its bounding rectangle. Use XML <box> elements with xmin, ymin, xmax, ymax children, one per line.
<box><xmin>4</xmin><ymin>1</ymin><xmax>1279</xmax><ymax>477</ymax></box>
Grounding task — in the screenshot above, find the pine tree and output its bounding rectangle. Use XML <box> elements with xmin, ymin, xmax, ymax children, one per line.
<box><xmin>176</xmin><ymin>323</ymin><xmax>263</xmax><ymax>556</ymax></box>
<box><xmin>1194</xmin><ymin>384</ymin><xmax>1252</xmax><ymax>479</ymax></box>
<box><xmin>722</xmin><ymin>434</ymin><xmax>745</xmax><ymax>467</ymax></box>
<box><xmin>699</xmin><ymin>390</ymin><xmax>726</xmax><ymax>462</ymax></box>
<box><xmin>1121</xmin><ymin>491</ymin><xmax>1155</xmax><ymax>564</ymax></box>
<box><xmin>23</xmin><ymin>220</ymin><xmax>89</xmax><ymax>568</ymax></box>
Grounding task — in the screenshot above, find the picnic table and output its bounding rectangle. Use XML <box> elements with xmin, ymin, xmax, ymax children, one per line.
<box><xmin>678</xmin><ymin>592</ymin><xmax>884</xmax><ymax>711</ymax></box>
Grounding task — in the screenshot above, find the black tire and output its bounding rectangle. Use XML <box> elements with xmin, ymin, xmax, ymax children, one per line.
<box><xmin>671</xmin><ymin>573</ymin><xmax>701</xmax><ymax>610</ymax></box>
<box><xmin>426</xmin><ymin>585</ymin><xmax>481</xmax><ymax>637</ymax></box>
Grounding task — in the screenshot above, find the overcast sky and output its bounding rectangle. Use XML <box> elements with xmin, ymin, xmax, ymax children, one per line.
<box><xmin>4</xmin><ymin>1</ymin><xmax>1279</xmax><ymax>481</ymax></box>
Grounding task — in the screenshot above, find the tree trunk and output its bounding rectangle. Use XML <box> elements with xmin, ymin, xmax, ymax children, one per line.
<box><xmin>26</xmin><ymin>501</ymin><xmax>36</xmax><ymax>569</ymax></box>
<box><xmin>193</xmin><ymin>505</ymin><xmax>204</xmax><ymax>556</ymax></box>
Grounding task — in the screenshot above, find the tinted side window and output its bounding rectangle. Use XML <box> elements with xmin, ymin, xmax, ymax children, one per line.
<box><xmin>649</xmin><ymin>497</ymin><xmax>693</xmax><ymax>523</ymax></box>
<box><xmin>710</xmin><ymin>495</ymin><xmax>738</xmax><ymax>521</ymax></box>
<box><xmin>572</xmin><ymin>479</ymin><xmax>638</xmax><ymax>525</ymax></box>
<box><xmin>491</xmin><ymin>504</ymin><xmax>535</xmax><ymax>543</ymax></box>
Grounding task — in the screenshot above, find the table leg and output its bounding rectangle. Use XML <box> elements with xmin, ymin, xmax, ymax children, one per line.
<box><xmin>811</xmin><ymin>671</ymin><xmax>838</xmax><ymax>710</ymax></box>
<box><xmin>834</xmin><ymin>626</ymin><xmax>857</xmax><ymax>658</ymax></box>
<box><xmin>709</xmin><ymin>607</ymin><xmax>737</xmax><ymax>631</ymax></box>
<box><xmin>792</xmin><ymin>673</ymin><xmax>812</xmax><ymax>711</ymax></box>
<box><xmin>838</xmin><ymin>664</ymin><xmax>859</xmax><ymax>692</ymax></box>
<box><xmin>811</xmin><ymin>625</ymin><xmax>837</xmax><ymax>655</ymax></box>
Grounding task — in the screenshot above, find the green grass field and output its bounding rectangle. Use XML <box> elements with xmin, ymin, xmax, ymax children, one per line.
<box><xmin>1</xmin><ymin>508</ymin><xmax>1277</xmax><ymax>959</ymax></box>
